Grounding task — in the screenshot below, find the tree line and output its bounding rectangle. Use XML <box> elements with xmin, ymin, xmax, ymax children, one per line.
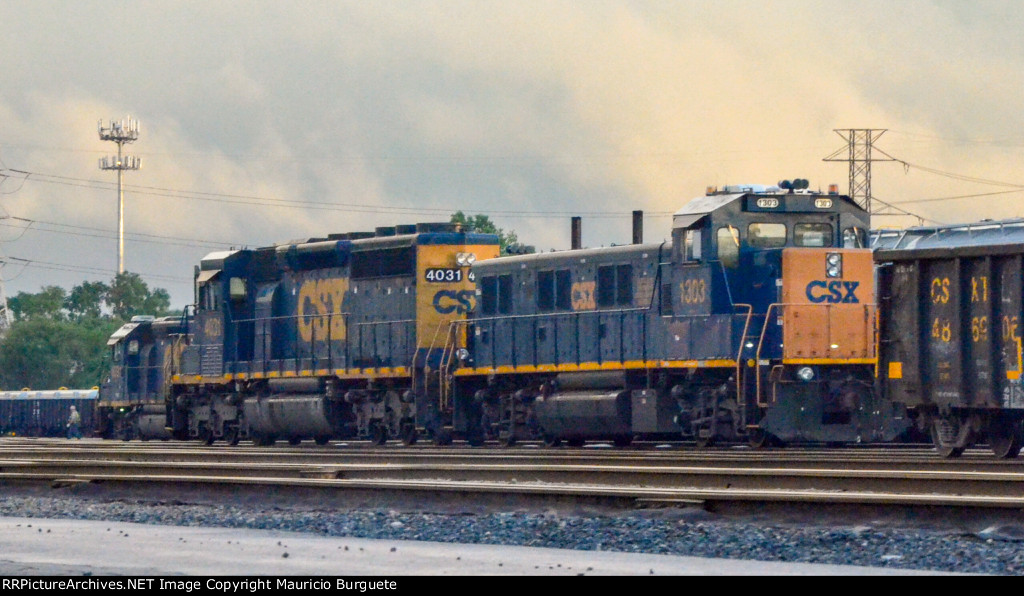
<box><xmin>0</xmin><ymin>273</ymin><xmax>173</xmax><ymax>391</ymax></box>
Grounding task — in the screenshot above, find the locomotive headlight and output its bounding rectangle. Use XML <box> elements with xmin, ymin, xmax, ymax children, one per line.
<box><xmin>456</xmin><ymin>348</ymin><xmax>470</xmax><ymax>361</ymax></box>
<box><xmin>826</xmin><ymin>253</ymin><xmax>842</xmax><ymax>278</ymax></box>
<box><xmin>796</xmin><ymin>366</ymin><xmax>815</xmax><ymax>382</ymax></box>
<box><xmin>456</xmin><ymin>252</ymin><xmax>477</xmax><ymax>267</ymax></box>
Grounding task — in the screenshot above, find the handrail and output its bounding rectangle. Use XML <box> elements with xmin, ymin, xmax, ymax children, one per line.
<box><xmin>732</xmin><ymin>304</ymin><xmax>753</xmax><ymax>425</ymax></box>
<box><xmin>753</xmin><ymin>302</ymin><xmax>878</xmax><ymax>407</ymax></box>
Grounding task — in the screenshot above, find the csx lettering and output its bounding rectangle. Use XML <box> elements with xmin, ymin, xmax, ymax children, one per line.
<box><xmin>297</xmin><ymin>278</ymin><xmax>348</xmax><ymax>343</ymax></box>
<box><xmin>804</xmin><ymin>280</ymin><xmax>860</xmax><ymax>304</ymax></box>
<box><xmin>571</xmin><ymin>281</ymin><xmax>596</xmax><ymax>311</ymax></box>
<box><xmin>433</xmin><ymin>290</ymin><xmax>475</xmax><ymax>314</ymax></box>
<box><xmin>931</xmin><ymin>277</ymin><xmax>950</xmax><ymax>303</ymax></box>
<box><xmin>971</xmin><ymin>276</ymin><xmax>989</xmax><ymax>303</ymax></box>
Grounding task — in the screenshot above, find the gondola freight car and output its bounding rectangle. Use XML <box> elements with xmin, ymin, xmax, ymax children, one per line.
<box><xmin>875</xmin><ymin>219</ymin><xmax>1024</xmax><ymax>457</ymax></box>
<box><xmin>0</xmin><ymin>388</ymin><xmax>98</xmax><ymax>437</ymax></box>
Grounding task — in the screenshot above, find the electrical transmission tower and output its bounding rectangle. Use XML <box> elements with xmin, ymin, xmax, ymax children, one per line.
<box><xmin>823</xmin><ymin>129</ymin><xmax>895</xmax><ymax>216</ymax></box>
<box><xmin>98</xmin><ymin>117</ymin><xmax>141</xmax><ymax>274</ymax></box>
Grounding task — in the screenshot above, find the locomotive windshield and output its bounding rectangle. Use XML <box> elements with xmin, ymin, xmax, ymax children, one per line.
<box><xmin>794</xmin><ymin>223</ymin><xmax>832</xmax><ymax>247</ymax></box>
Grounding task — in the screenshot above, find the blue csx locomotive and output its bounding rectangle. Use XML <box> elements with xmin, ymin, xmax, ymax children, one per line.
<box><xmin>99</xmin><ymin>183</ymin><xmax>910</xmax><ymax>448</ymax></box>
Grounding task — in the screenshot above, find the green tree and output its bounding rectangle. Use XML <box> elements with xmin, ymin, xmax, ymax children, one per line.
<box><xmin>106</xmin><ymin>272</ymin><xmax>171</xmax><ymax>319</ymax></box>
<box><xmin>450</xmin><ymin>211</ymin><xmax>520</xmax><ymax>254</ymax></box>
<box><xmin>0</xmin><ymin>273</ymin><xmax>174</xmax><ymax>390</ymax></box>
<box><xmin>9</xmin><ymin>286</ymin><xmax>67</xmax><ymax>320</ymax></box>
<box><xmin>66</xmin><ymin>281</ymin><xmax>109</xmax><ymax>320</ymax></box>
<box><xmin>0</xmin><ymin>317</ymin><xmax>119</xmax><ymax>390</ymax></box>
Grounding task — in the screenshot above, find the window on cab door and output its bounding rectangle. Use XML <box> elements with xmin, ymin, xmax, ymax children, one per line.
<box><xmin>717</xmin><ymin>226</ymin><xmax>740</xmax><ymax>268</ymax></box>
<box><xmin>684</xmin><ymin>229</ymin><xmax>702</xmax><ymax>261</ymax></box>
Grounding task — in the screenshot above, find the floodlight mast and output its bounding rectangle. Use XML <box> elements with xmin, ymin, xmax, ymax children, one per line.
<box><xmin>98</xmin><ymin>117</ymin><xmax>141</xmax><ymax>274</ymax></box>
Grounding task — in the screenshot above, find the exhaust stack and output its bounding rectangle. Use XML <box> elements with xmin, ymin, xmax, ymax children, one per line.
<box><xmin>632</xmin><ymin>210</ymin><xmax>643</xmax><ymax>244</ymax></box>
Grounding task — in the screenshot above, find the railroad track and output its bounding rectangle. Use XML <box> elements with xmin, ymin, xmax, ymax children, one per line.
<box><xmin>1</xmin><ymin>437</ymin><xmax>1023</xmax><ymax>510</ymax></box>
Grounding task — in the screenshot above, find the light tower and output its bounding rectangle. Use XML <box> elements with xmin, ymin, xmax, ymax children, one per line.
<box><xmin>0</xmin><ymin>257</ymin><xmax>12</xmax><ymax>335</ymax></box>
<box><xmin>98</xmin><ymin>117</ymin><xmax>141</xmax><ymax>274</ymax></box>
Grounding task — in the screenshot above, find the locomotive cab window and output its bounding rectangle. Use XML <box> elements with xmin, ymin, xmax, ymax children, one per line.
<box><xmin>794</xmin><ymin>223</ymin><xmax>832</xmax><ymax>247</ymax></box>
<box><xmin>747</xmin><ymin>223</ymin><xmax>787</xmax><ymax>248</ymax></box>
<box><xmin>597</xmin><ymin>264</ymin><xmax>633</xmax><ymax>307</ymax></box>
<box><xmin>684</xmin><ymin>229</ymin><xmax>702</xmax><ymax>261</ymax></box>
<box><xmin>717</xmin><ymin>226</ymin><xmax>740</xmax><ymax>269</ymax></box>
<box><xmin>842</xmin><ymin>227</ymin><xmax>867</xmax><ymax>248</ymax></box>
<box><xmin>200</xmin><ymin>282</ymin><xmax>221</xmax><ymax>311</ymax></box>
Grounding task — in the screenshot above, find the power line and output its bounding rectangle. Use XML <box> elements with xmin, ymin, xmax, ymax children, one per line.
<box><xmin>0</xmin><ymin>216</ymin><xmax>238</xmax><ymax>249</ymax></box>
<box><xmin>1</xmin><ymin>167</ymin><xmax>675</xmax><ymax>219</ymax></box>
<box><xmin>3</xmin><ymin>256</ymin><xmax>190</xmax><ymax>284</ymax></box>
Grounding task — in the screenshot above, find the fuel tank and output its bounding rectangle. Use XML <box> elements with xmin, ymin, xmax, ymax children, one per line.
<box><xmin>137</xmin><ymin>405</ymin><xmax>172</xmax><ymax>440</ymax></box>
<box><xmin>533</xmin><ymin>390</ymin><xmax>632</xmax><ymax>438</ymax></box>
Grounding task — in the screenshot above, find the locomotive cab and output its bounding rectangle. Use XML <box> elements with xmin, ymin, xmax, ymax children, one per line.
<box><xmin>667</xmin><ymin>183</ymin><xmax>907</xmax><ymax>446</ymax></box>
<box><xmin>100</xmin><ymin>315</ymin><xmax>188</xmax><ymax>440</ymax></box>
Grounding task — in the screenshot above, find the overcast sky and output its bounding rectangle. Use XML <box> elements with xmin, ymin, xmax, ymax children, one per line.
<box><xmin>2</xmin><ymin>0</ymin><xmax>1024</xmax><ymax>308</ymax></box>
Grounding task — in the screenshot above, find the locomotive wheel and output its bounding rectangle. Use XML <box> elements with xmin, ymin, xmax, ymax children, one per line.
<box><xmin>613</xmin><ymin>435</ymin><xmax>633</xmax><ymax>448</ymax></box>
<box><xmin>988</xmin><ymin>418</ymin><xmax>1023</xmax><ymax>459</ymax></box>
<box><xmin>400</xmin><ymin>425</ymin><xmax>418</xmax><ymax>446</ymax></box>
<box><xmin>287</xmin><ymin>436</ymin><xmax>302</xmax><ymax>446</ymax></box>
<box><xmin>314</xmin><ymin>435</ymin><xmax>330</xmax><ymax>446</ymax></box>
<box><xmin>542</xmin><ymin>433</ymin><xmax>562</xmax><ymax>448</ymax></box>
<box><xmin>747</xmin><ymin>428</ymin><xmax>770</xmax><ymax>449</ymax></box>
<box><xmin>370</xmin><ymin>423</ymin><xmax>388</xmax><ymax>446</ymax></box>
<box><xmin>566</xmin><ymin>437</ymin><xmax>585</xmax><ymax>448</ymax></box>
<box><xmin>694</xmin><ymin>433</ymin><xmax>715</xmax><ymax>449</ymax></box>
<box><xmin>498</xmin><ymin>432</ymin><xmax>517</xmax><ymax>447</ymax></box>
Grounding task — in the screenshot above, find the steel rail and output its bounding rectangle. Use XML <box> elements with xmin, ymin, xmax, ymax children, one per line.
<box><xmin>2</xmin><ymin>439</ymin><xmax>1024</xmax><ymax>509</ymax></box>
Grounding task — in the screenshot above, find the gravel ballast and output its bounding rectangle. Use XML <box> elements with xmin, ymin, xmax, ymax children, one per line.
<box><xmin>0</xmin><ymin>484</ymin><xmax>1022</xmax><ymax>575</ymax></box>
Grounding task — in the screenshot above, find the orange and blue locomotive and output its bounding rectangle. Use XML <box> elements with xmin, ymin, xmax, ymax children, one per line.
<box><xmin>100</xmin><ymin>181</ymin><xmax>911</xmax><ymax>448</ymax></box>
<box><xmin>451</xmin><ymin>182</ymin><xmax>909</xmax><ymax>447</ymax></box>
<box><xmin>100</xmin><ymin>224</ymin><xmax>500</xmax><ymax>444</ymax></box>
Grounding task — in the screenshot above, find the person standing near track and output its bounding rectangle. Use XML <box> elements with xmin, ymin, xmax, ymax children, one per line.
<box><xmin>66</xmin><ymin>406</ymin><xmax>82</xmax><ymax>439</ymax></box>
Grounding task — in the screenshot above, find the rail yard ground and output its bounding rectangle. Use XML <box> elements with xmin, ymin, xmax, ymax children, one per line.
<box><xmin>0</xmin><ymin>478</ymin><xmax>1019</xmax><ymax>575</ymax></box>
